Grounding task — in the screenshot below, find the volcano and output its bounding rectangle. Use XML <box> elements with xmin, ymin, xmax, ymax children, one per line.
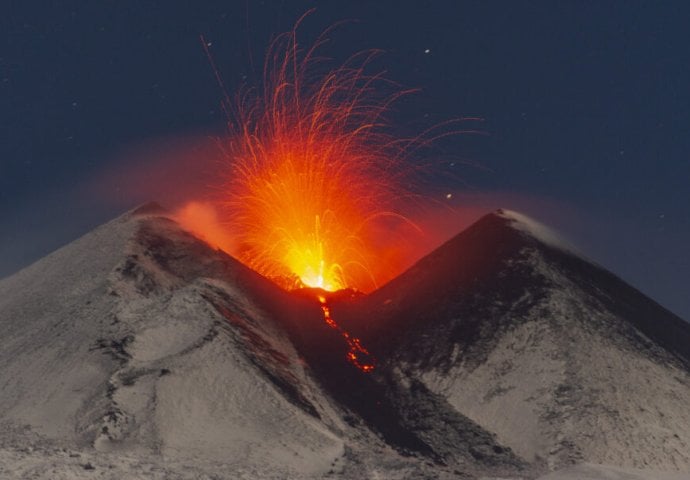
<box><xmin>1</xmin><ymin>204</ymin><xmax>689</xmax><ymax>480</ymax></box>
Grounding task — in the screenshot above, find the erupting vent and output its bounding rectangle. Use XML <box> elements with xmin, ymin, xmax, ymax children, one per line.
<box><xmin>174</xmin><ymin>16</ymin><xmax>459</xmax><ymax>372</ymax></box>
<box><xmin>211</xmin><ymin>14</ymin><xmax>426</xmax><ymax>294</ymax></box>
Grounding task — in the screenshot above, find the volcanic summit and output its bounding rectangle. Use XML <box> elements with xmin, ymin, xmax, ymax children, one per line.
<box><xmin>0</xmin><ymin>203</ymin><xmax>689</xmax><ymax>480</ymax></box>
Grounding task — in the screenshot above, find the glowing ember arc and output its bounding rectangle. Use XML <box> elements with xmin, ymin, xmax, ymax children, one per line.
<box><xmin>216</xmin><ymin>15</ymin><xmax>418</xmax><ymax>293</ymax></box>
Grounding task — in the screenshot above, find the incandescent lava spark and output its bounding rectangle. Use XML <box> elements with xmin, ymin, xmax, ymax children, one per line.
<box><xmin>216</xmin><ymin>16</ymin><xmax>419</xmax><ymax>293</ymax></box>
<box><xmin>196</xmin><ymin>15</ymin><xmax>459</xmax><ymax>372</ymax></box>
<box><xmin>318</xmin><ymin>294</ymin><xmax>375</xmax><ymax>372</ymax></box>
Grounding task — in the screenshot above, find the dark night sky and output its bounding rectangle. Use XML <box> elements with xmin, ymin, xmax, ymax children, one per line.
<box><xmin>2</xmin><ymin>1</ymin><xmax>689</xmax><ymax>319</ymax></box>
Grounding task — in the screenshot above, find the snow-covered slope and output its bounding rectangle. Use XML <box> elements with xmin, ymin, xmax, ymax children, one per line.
<box><xmin>347</xmin><ymin>209</ymin><xmax>690</xmax><ymax>474</ymax></box>
<box><xmin>0</xmin><ymin>202</ymin><xmax>352</xmax><ymax>474</ymax></box>
<box><xmin>0</xmin><ymin>204</ymin><xmax>530</xmax><ymax>479</ymax></box>
<box><xmin>0</xmin><ymin>204</ymin><xmax>352</xmax><ymax>478</ymax></box>
<box><xmin>534</xmin><ymin>463</ymin><xmax>690</xmax><ymax>480</ymax></box>
<box><xmin>1</xmin><ymin>205</ymin><xmax>689</xmax><ymax>479</ymax></box>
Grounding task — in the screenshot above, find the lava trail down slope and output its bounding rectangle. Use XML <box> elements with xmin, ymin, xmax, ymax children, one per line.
<box><xmin>1</xmin><ymin>204</ymin><xmax>689</xmax><ymax>480</ymax></box>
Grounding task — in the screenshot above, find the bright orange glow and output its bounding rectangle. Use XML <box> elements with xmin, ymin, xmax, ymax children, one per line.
<box><xmin>176</xmin><ymin>18</ymin><xmax>472</xmax><ymax>372</ymax></box>
<box><xmin>174</xmin><ymin>201</ymin><xmax>235</xmax><ymax>253</ymax></box>
<box><xmin>216</xmin><ymin>18</ymin><xmax>418</xmax><ymax>292</ymax></box>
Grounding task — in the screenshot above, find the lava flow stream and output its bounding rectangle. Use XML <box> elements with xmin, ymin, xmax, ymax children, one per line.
<box><xmin>317</xmin><ymin>295</ymin><xmax>375</xmax><ymax>372</ymax></box>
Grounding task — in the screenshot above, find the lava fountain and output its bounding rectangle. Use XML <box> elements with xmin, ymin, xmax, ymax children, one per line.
<box><xmin>196</xmin><ymin>16</ymin><xmax>441</xmax><ymax>372</ymax></box>
<box><xmin>214</xmin><ymin>17</ymin><xmax>421</xmax><ymax>294</ymax></box>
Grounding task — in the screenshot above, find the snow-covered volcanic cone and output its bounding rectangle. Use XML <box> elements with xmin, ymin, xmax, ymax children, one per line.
<box><xmin>0</xmin><ymin>203</ymin><xmax>688</xmax><ymax>480</ymax></box>
<box><xmin>340</xmin><ymin>209</ymin><xmax>690</xmax><ymax>474</ymax></box>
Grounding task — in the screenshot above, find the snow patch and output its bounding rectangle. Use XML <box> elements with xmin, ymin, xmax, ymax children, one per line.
<box><xmin>498</xmin><ymin>209</ymin><xmax>577</xmax><ymax>254</ymax></box>
<box><xmin>534</xmin><ymin>462</ymin><xmax>690</xmax><ymax>480</ymax></box>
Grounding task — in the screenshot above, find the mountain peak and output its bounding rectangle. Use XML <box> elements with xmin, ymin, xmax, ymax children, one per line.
<box><xmin>1</xmin><ymin>204</ymin><xmax>689</xmax><ymax>478</ymax></box>
<box><xmin>494</xmin><ymin>209</ymin><xmax>574</xmax><ymax>252</ymax></box>
<box><xmin>350</xmin><ymin>207</ymin><xmax>689</xmax><ymax>365</ymax></box>
<box><xmin>360</xmin><ymin>209</ymin><xmax>560</xmax><ymax>311</ymax></box>
<box><xmin>129</xmin><ymin>200</ymin><xmax>169</xmax><ymax>217</ymax></box>
<box><xmin>340</xmin><ymin>209</ymin><xmax>690</xmax><ymax>474</ymax></box>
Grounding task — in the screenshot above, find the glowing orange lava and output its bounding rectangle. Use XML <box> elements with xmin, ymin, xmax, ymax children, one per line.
<box><xmin>215</xmin><ymin>17</ymin><xmax>418</xmax><ymax>293</ymax></box>
<box><xmin>183</xmin><ymin>17</ymin><xmax>463</xmax><ymax>372</ymax></box>
<box><xmin>318</xmin><ymin>295</ymin><xmax>375</xmax><ymax>372</ymax></box>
